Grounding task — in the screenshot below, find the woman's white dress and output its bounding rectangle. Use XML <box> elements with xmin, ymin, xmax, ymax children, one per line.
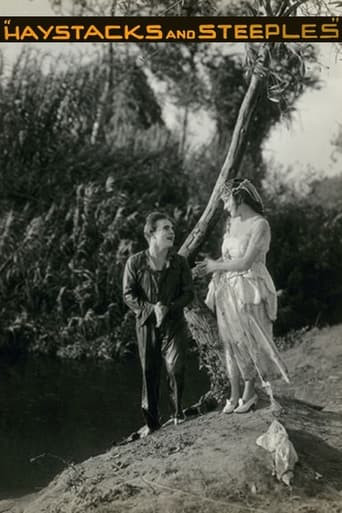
<box><xmin>205</xmin><ymin>215</ymin><xmax>289</xmax><ymax>384</ymax></box>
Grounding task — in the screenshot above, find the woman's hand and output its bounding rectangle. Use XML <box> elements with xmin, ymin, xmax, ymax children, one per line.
<box><xmin>193</xmin><ymin>258</ymin><xmax>218</xmax><ymax>277</ymax></box>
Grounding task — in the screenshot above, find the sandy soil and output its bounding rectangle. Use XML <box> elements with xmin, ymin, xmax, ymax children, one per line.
<box><xmin>273</xmin><ymin>324</ymin><xmax>342</xmax><ymax>412</ymax></box>
<box><xmin>1</xmin><ymin>324</ymin><xmax>342</xmax><ymax>513</ymax></box>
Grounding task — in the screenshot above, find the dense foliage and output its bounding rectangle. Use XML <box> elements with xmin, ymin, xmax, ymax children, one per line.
<box><xmin>268</xmin><ymin>197</ymin><xmax>342</xmax><ymax>334</ymax></box>
<box><xmin>0</xmin><ymin>42</ymin><xmax>339</xmax><ymax>362</ymax></box>
<box><xmin>0</xmin><ymin>48</ymin><xmax>196</xmax><ymax>358</ymax></box>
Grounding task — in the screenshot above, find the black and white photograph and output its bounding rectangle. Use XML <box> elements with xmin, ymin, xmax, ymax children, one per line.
<box><xmin>0</xmin><ymin>1</ymin><xmax>342</xmax><ymax>512</ymax></box>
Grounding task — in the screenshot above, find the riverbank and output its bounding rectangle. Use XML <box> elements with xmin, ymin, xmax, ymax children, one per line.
<box><xmin>2</xmin><ymin>324</ymin><xmax>342</xmax><ymax>513</ymax></box>
<box><xmin>0</xmin><ymin>354</ymin><xmax>208</xmax><ymax>498</ymax></box>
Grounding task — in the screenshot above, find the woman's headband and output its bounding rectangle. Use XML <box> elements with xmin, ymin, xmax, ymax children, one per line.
<box><xmin>222</xmin><ymin>179</ymin><xmax>264</xmax><ymax>212</ymax></box>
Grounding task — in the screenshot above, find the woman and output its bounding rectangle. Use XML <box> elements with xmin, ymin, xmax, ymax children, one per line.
<box><xmin>196</xmin><ymin>178</ymin><xmax>289</xmax><ymax>414</ymax></box>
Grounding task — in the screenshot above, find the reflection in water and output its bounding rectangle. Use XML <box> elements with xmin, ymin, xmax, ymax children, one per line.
<box><xmin>0</xmin><ymin>354</ymin><xmax>208</xmax><ymax>499</ymax></box>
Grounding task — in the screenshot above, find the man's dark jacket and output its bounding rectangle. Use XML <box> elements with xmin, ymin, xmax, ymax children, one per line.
<box><xmin>122</xmin><ymin>249</ymin><xmax>194</xmax><ymax>326</ymax></box>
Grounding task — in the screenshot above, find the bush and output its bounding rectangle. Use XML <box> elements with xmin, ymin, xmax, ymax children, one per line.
<box><xmin>267</xmin><ymin>198</ymin><xmax>342</xmax><ymax>334</ymax></box>
<box><xmin>0</xmin><ymin>48</ymin><xmax>198</xmax><ymax>359</ymax></box>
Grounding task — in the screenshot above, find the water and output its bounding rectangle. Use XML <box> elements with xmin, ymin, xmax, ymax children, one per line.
<box><xmin>0</xmin><ymin>354</ymin><xmax>208</xmax><ymax>499</ymax></box>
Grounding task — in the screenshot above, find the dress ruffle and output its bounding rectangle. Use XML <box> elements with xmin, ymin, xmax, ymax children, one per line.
<box><xmin>206</xmin><ymin>263</ymin><xmax>277</xmax><ymax>321</ymax></box>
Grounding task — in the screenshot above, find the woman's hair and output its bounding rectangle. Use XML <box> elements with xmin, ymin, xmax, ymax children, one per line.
<box><xmin>222</xmin><ymin>178</ymin><xmax>264</xmax><ymax>215</ymax></box>
<box><xmin>143</xmin><ymin>211</ymin><xmax>174</xmax><ymax>243</ymax></box>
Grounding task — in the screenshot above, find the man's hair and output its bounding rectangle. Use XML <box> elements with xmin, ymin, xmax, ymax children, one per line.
<box><xmin>143</xmin><ymin>211</ymin><xmax>173</xmax><ymax>243</ymax></box>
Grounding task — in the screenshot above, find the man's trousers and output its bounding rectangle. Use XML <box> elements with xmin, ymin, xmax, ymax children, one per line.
<box><xmin>136</xmin><ymin>318</ymin><xmax>186</xmax><ymax>430</ymax></box>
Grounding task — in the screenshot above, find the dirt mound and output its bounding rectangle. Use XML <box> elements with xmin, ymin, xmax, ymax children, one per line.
<box><xmin>2</xmin><ymin>399</ymin><xmax>341</xmax><ymax>513</ymax></box>
<box><xmin>274</xmin><ymin>324</ymin><xmax>342</xmax><ymax>413</ymax></box>
<box><xmin>2</xmin><ymin>325</ymin><xmax>342</xmax><ymax>513</ymax></box>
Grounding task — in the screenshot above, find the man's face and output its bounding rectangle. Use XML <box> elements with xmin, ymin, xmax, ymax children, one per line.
<box><xmin>151</xmin><ymin>219</ymin><xmax>175</xmax><ymax>249</ymax></box>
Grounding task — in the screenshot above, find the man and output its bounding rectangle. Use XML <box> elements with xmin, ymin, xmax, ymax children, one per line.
<box><xmin>123</xmin><ymin>211</ymin><xmax>194</xmax><ymax>436</ymax></box>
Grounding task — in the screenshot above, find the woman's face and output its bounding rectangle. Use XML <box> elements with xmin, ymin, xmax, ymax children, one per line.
<box><xmin>222</xmin><ymin>193</ymin><xmax>239</xmax><ymax>217</ymax></box>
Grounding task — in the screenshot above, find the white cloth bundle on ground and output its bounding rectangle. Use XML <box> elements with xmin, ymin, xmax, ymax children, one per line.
<box><xmin>256</xmin><ymin>419</ymin><xmax>298</xmax><ymax>485</ymax></box>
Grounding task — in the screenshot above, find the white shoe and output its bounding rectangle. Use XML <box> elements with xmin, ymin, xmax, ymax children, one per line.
<box><xmin>174</xmin><ymin>416</ymin><xmax>185</xmax><ymax>426</ymax></box>
<box><xmin>222</xmin><ymin>399</ymin><xmax>238</xmax><ymax>414</ymax></box>
<box><xmin>137</xmin><ymin>425</ymin><xmax>153</xmax><ymax>438</ymax></box>
<box><xmin>234</xmin><ymin>394</ymin><xmax>258</xmax><ymax>414</ymax></box>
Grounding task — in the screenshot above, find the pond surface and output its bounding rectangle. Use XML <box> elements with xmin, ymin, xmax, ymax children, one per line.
<box><xmin>0</xmin><ymin>353</ymin><xmax>208</xmax><ymax>499</ymax></box>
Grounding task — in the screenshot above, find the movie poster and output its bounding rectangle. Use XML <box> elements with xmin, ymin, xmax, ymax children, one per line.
<box><xmin>0</xmin><ymin>1</ymin><xmax>342</xmax><ymax>512</ymax></box>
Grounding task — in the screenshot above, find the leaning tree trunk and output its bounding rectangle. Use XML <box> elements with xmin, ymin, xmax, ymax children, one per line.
<box><xmin>179</xmin><ymin>45</ymin><xmax>270</xmax><ymax>400</ymax></box>
<box><xmin>179</xmin><ymin>46</ymin><xmax>269</xmax><ymax>260</ymax></box>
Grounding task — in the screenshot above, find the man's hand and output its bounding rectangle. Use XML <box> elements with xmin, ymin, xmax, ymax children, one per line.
<box><xmin>193</xmin><ymin>258</ymin><xmax>218</xmax><ymax>278</ymax></box>
<box><xmin>154</xmin><ymin>302</ymin><xmax>168</xmax><ymax>327</ymax></box>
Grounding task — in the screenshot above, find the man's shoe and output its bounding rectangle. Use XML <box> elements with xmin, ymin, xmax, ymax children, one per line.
<box><xmin>137</xmin><ymin>425</ymin><xmax>154</xmax><ymax>438</ymax></box>
<box><xmin>174</xmin><ymin>415</ymin><xmax>186</xmax><ymax>426</ymax></box>
<box><xmin>161</xmin><ymin>414</ymin><xmax>186</xmax><ymax>427</ymax></box>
